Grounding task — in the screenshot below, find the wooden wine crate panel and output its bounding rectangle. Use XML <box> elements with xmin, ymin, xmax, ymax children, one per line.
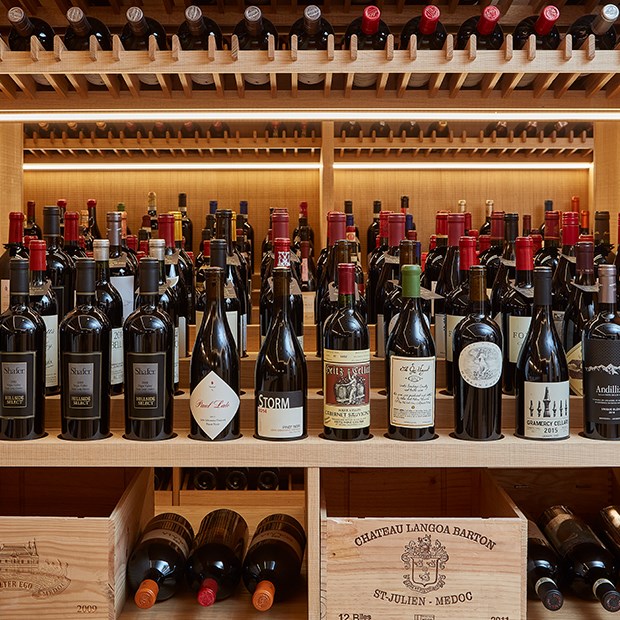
<box><xmin>321</xmin><ymin>468</ymin><xmax>526</xmax><ymax>620</ymax></box>
<box><xmin>0</xmin><ymin>468</ymin><xmax>152</xmax><ymax>619</ymax></box>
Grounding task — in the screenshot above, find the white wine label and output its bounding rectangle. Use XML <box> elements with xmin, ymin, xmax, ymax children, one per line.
<box><xmin>407</xmin><ymin>73</ymin><xmax>431</xmax><ymax>88</ymax></box>
<box><xmin>583</xmin><ymin>339</ymin><xmax>620</xmax><ymax>425</ymax></box>
<box><xmin>110</xmin><ymin>327</ymin><xmax>124</xmax><ymax>386</ymax></box>
<box><xmin>244</xmin><ymin>72</ymin><xmax>270</xmax><ymax>85</ymax></box>
<box><xmin>190</xmin><ymin>370</ymin><xmax>240</xmax><ymax>439</ymax></box>
<box><xmin>63</xmin><ymin>353</ymin><xmax>102</xmax><ymax>420</ymax></box>
<box><xmin>42</xmin><ymin>314</ymin><xmax>59</xmax><ymax>388</ymax></box>
<box><xmin>249</xmin><ymin>528</ymin><xmax>305</xmax><ymax>562</ymax></box>
<box><xmin>389</xmin><ymin>355</ymin><xmax>436</xmax><ymax>429</ymax></box>
<box><xmin>174</xmin><ymin>326</ymin><xmax>180</xmax><ymax>384</ymax></box>
<box><xmin>509</xmin><ymin>316</ymin><xmax>532</xmax><ymax>363</ymax></box>
<box><xmin>190</xmin><ymin>72</ymin><xmax>215</xmax><ymax>86</ymax></box>
<box><xmin>523</xmin><ymin>381</ymin><xmax>570</xmax><ymax>439</ymax></box>
<box><xmin>353</xmin><ymin>72</ymin><xmax>378</xmax><ymax>88</ymax></box>
<box><xmin>434</xmin><ymin>313</ymin><xmax>446</xmax><ymax>359</ymax></box>
<box><xmin>256</xmin><ymin>390</ymin><xmax>304</xmax><ymax>439</ymax></box>
<box><xmin>299</xmin><ymin>71</ymin><xmax>325</xmax><ymax>85</ymax></box>
<box><xmin>226</xmin><ymin>310</ymin><xmax>239</xmax><ymax>349</ymax></box>
<box><xmin>552</xmin><ymin>311</ymin><xmax>565</xmax><ymax>343</ymax></box>
<box><xmin>110</xmin><ymin>275</ymin><xmax>135</xmax><ymax>322</ymax></box>
<box><xmin>179</xmin><ymin>316</ymin><xmax>187</xmax><ymax>358</ymax></box>
<box><xmin>323</xmin><ymin>348</ymin><xmax>371</xmax><ymax>430</ymax></box>
<box><xmin>458</xmin><ymin>342</ymin><xmax>502</xmax><ymax>388</ymax></box>
<box><xmin>446</xmin><ymin>315</ymin><xmax>464</xmax><ymax>363</ymax></box>
<box><xmin>566</xmin><ymin>342</ymin><xmax>584</xmax><ymax>396</ymax></box>
<box><xmin>0</xmin><ymin>352</ymin><xmax>35</xmax><ymax>419</ymax></box>
<box><xmin>301</xmin><ymin>258</ymin><xmax>309</xmax><ymax>282</ymax></box>
<box><xmin>376</xmin><ymin>314</ymin><xmax>385</xmax><ymax>357</ymax></box>
<box><xmin>0</xmin><ymin>279</ymin><xmax>9</xmax><ymax>313</ymax></box>
<box><xmin>127</xmin><ymin>352</ymin><xmax>166</xmax><ymax>420</ymax></box>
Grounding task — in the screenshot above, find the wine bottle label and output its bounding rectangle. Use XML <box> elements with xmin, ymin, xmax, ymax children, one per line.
<box><xmin>127</xmin><ymin>352</ymin><xmax>166</xmax><ymax>420</ymax></box>
<box><xmin>376</xmin><ymin>314</ymin><xmax>385</xmax><ymax>357</ymax></box>
<box><xmin>62</xmin><ymin>352</ymin><xmax>102</xmax><ymax>420</ymax></box>
<box><xmin>523</xmin><ymin>381</ymin><xmax>570</xmax><ymax>439</ymax></box>
<box><xmin>110</xmin><ymin>274</ymin><xmax>135</xmax><ymax>322</ymax></box>
<box><xmin>301</xmin><ymin>258</ymin><xmax>309</xmax><ymax>282</ymax></box>
<box><xmin>299</xmin><ymin>71</ymin><xmax>326</xmax><ymax>85</ymax></box>
<box><xmin>256</xmin><ymin>390</ymin><xmax>304</xmax><ymax>439</ymax></box>
<box><xmin>227</xmin><ymin>254</ymin><xmax>241</xmax><ymax>267</ymax></box>
<box><xmin>566</xmin><ymin>342</ymin><xmax>584</xmax><ymax>396</ymax></box>
<box><xmin>174</xmin><ymin>326</ymin><xmax>180</xmax><ymax>384</ymax></box>
<box><xmin>446</xmin><ymin>315</ymin><xmax>464</xmax><ymax>363</ymax></box>
<box><xmin>552</xmin><ymin>311</ymin><xmax>565</xmax><ymax>344</ymax></box>
<box><xmin>225</xmin><ymin>310</ymin><xmax>238</xmax><ymax>349</ymax></box>
<box><xmin>52</xmin><ymin>286</ymin><xmax>66</xmax><ymax>320</ymax></box>
<box><xmin>179</xmin><ymin>316</ymin><xmax>187</xmax><ymax>358</ymax></box>
<box><xmin>140</xmin><ymin>513</ymin><xmax>194</xmax><ymax>559</ymax></box>
<box><xmin>384</xmin><ymin>255</ymin><xmax>399</xmax><ymax>265</ymax></box>
<box><xmin>323</xmin><ymin>349</ymin><xmax>371</xmax><ymax>430</ymax></box>
<box><xmin>244</xmin><ymin>72</ymin><xmax>270</xmax><ymax>86</ymax></box>
<box><xmin>535</xmin><ymin>577</ymin><xmax>558</xmax><ymax>596</ymax></box>
<box><xmin>249</xmin><ymin>528</ymin><xmax>305</xmax><ymax>563</ymax></box>
<box><xmin>434</xmin><ymin>313</ymin><xmax>446</xmax><ymax>359</ymax></box>
<box><xmin>509</xmin><ymin>316</ymin><xmax>532</xmax><ymax>363</ymax></box>
<box><xmin>190</xmin><ymin>370</ymin><xmax>240</xmax><ymax>439</ymax></box>
<box><xmin>190</xmin><ymin>72</ymin><xmax>216</xmax><ymax>86</ymax></box>
<box><xmin>0</xmin><ymin>279</ymin><xmax>9</xmax><ymax>313</ymax></box>
<box><xmin>241</xmin><ymin>312</ymin><xmax>248</xmax><ymax>352</ymax></box>
<box><xmin>544</xmin><ymin>513</ymin><xmax>603</xmax><ymax>555</ymax></box>
<box><xmin>583</xmin><ymin>339</ymin><xmax>620</xmax><ymax>425</ymax></box>
<box><xmin>249</xmin><ymin>514</ymin><xmax>306</xmax><ymax>563</ymax></box>
<box><xmin>110</xmin><ymin>327</ymin><xmax>124</xmax><ymax>386</ymax></box>
<box><xmin>458</xmin><ymin>342</ymin><xmax>502</xmax><ymax>388</ymax></box>
<box><xmin>389</xmin><ymin>355</ymin><xmax>435</xmax><ymax>429</ymax></box>
<box><xmin>0</xmin><ymin>352</ymin><xmax>35</xmax><ymax>418</ymax></box>
<box><xmin>194</xmin><ymin>509</ymin><xmax>247</xmax><ymax>559</ymax></box>
<box><xmin>353</xmin><ymin>73</ymin><xmax>378</xmax><ymax>88</ymax></box>
<box><xmin>42</xmin><ymin>314</ymin><xmax>59</xmax><ymax>388</ymax></box>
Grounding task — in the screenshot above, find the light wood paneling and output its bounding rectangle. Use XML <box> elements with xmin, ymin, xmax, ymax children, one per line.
<box><xmin>594</xmin><ymin>121</ymin><xmax>620</xmax><ymax>240</ymax></box>
<box><xmin>0</xmin><ymin>123</ymin><xmax>23</xmax><ymax>245</ymax></box>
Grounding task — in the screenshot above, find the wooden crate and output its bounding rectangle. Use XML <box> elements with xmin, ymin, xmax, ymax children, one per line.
<box><xmin>0</xmin><ymin>468</ymin><xmax>152</xmax><ymax>620</ymax></box>
<box><xmin>320</xmin><ymin>468</ymin><xmax>526</xmax><ymax>620</ymax></box>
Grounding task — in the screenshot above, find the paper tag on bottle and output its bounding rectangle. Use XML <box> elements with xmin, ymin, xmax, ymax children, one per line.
<box><xmin>560</xmin><ymin>253</ymin><xmax>577</xmax><ymax>264</ymax></box>
<box><xmin>110</xmin><ymin>327</ymin><xmax>124</xmax><ymax>386</ymax></box>
<box><xmin>190</xmin><ymin>371</ymin><xmax>240</xmax><ymax>439</ymax></box>
<box><xmin>0</xmin><ymin>279</ymin><xmax>9</xmax><ymax>314</ymax></box>
<box><xmin>572</xmin><ymin>283</ymin><xmax>599</xmax><ymax>293</ymax></box>
<box><xmin>420</xmin><ymin>287</ymin><xmax>443</xmax><ymax>301</ymax></box>
<box><xmin>389</xmin><ymin>355</ymin><xmax>435</xmax><ymax>429</ymax></box>
<box><xmin>446</xmin><ymin>315</ymin><xmax>464</xmax><ymax>363</ymax></box>
<box><xmin>434</xmin><ymin>313</ymin><xmax>446</xmax><ymax>359</ymax></box>
<box><xmin>384</xmin><ymin>254</ymin><xmax>399</xmax><ymax>265</ymax></box>
<box><xmin>110</xmin><ymin>274</ymin><xmax>135</xmax><ymax>322</ymax></box>
<box><xmin>510</xmin><ymin>284</ymin><xmax>534</xmax><ymax>299</ymax></box>
<box><xmin>523</xmin><ymin>381</ymin><xmax>570</xmax><ymax>439</ymax></box>
<box><xmin>501</xmin><ymin>258</ymin><xmax>516</xmax><ymax>267</ymax></box>
<box><xmin>42</xmin><ymin>314</ymin><xmax>59</xmax><ymax>388</ymax></box>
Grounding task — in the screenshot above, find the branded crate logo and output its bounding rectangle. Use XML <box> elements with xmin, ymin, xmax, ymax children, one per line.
<box><xmin>402</xmin><ymin>534</ymin><xmax>449</xmax><ymax>594</ymax></box>
<box><xmin>0</xmin><ymin>540</ymin><xmax>70</xmax><ymax>597</ymax></box>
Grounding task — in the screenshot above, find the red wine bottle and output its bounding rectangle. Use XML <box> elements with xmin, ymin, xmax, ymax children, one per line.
<box><xmin>527</xmin><ymin>520</ymin><xmax>564</xmax><ymax>611</ymax></box>
<box><xmin>176</xmin><ymin>193</ymin><xmax>194</xmax><ymax>255</ymax></box>
<box><xmin>186</xmin><ymin>509</ymin><xmax>248</xmax><ymax>606</ymax></box>
<box><xmin>541</xmin><ymin>505</ymin><xmax>620</xmax><ymax>611</ymax></box>
<box><xmin>323</xmin><ymin>263</ymin><xmax>370</xmax><ymax>441</ymax></box>
<box><xmin>86</xmin><ymin>199</ymin><xmax>102</xmax><ymax>240</ymax></box>
<box><xmin>452</xmin><ymin>265</ymin><xmax>502</xmax><ymax>441</ymax></box>
<box><xmin>59</xmin><ymin>258</ymin><xmax>110</xmax><ymax>441</ymax></box>
<box><xmin>255</xmin><ymin>267</ymin><xmax>307</xmax><ymax>441</ymax></box>
<box><xmin>516</xmin><ymin>266</ymin><xmax>569</xmax><ymax>440</ymax></box>
<box><xmin>594</xmin><ymin>210</ymin><xmax>613</xmax><ymax>270</ymax></box>
<box><xmin>189</xmin><ymin>266</ymin><xmax>240</xmax><ymax>441</ymax></box>
<box><xmin>0</xmin><ymin>212</ymin><xmax>29</xmax><ymax>314</ymax></box>
<box><xmin>367</xmin><ymin>210</ymin><xmax>390</xmax><ymax>323</ymax></box>
<box><xmin>127</xmin><ymin>513</ymin><xmax>195</xmax><ymax>608</ymax></box>
<box><xmin>24</xmin><ymin>201</ymin><xmax>42</xmax><ymax>240</ymax></box>
<box><xmin>500</xmin><ymin>236</ymin><xmax>534</xmax><ymax>395</ymax></box>
<box><xmin>80</xmin><ymin>210</ymin><xmax>93</xmax><ymax>253</ymax></box>
<box><xmin>420</xmin><ymin>212</ymin><xmax>448</xmax><ymax>311</ymax></box>
<box><xmin>124</xmin><ymin>258</ymin><xmax>175</xmax><ymax>441</ymax></box>
<box><xmin>490</xmin><ymin>212</ymin><xmax>519</xmax><ymax>322</ymax></box>
<box><xmin>583</xmin><ymin>264</ymin><xmax>620</xmax><ymax>439</ymax></box>
<box><xmin>239</xmin><ymin>201</ymin><xmax>254</xmax><ymax>274</ymax></box>
<box><xmin>567</xmin><ymin>4</ymin><xmax>619</xmax><ymax>51</ymax></box>
<box><xmin>455</xmin><ymin>6</ymin><xmax>504</xmax><ymax>87</ymax></box>
<box><xmin>172</xmin><ymin>211</ymin><xmax>196</xmax><ymax>336</ymax></box>
<box><xmin>552</xmin><ymin>211</ymin><xmax>579</xmax><ymax>340</ymax></box>
<box><xmin>538</xmin><ymin>199</ymin><xmax>553</xmax><ymax>237</ymax></box>
<box><xmin>386</xmin><ymin>264</ymin><xmax>435</xmax><ymax>441</ymax></box>
<box><xmin>534</xmin><ymin>210</ymin><xmax>560</xmax><ymax>272</ymax></box>
<box><xmin>0</xmin><ymin>258</ymin><xmax>46</xmax><ymax>440</ymax></box>
<box><xmin>366</xmin><ymin>200</ymin><xmax>381</xmax><ymax>260</ymax></box>
<box><xmin>513</xmin><ymin>5</ymin><xmax>561</xmax><ymax>69</ymax></box>
<box><xmin>242</xmin><ymin>514</ymin><xmax>306</xmax><ymax>611</ymax></box>
<box><xmin>192</xmin><ymin>467</ymin><xmax>219</xmax><ymax>490</ymax></box>
<box><xmin>180</xmin><ymin>121</ymin><xmax>203</xmax><ymax>139</ymax></box>
<box><xmin>445</xmin><ymin>236</ymin><xmax>478</xmax><ymax>396</ymax></box>
<box><xmin>479</xmin><ymin>200</ymin><xmax>493</xmax><ymax>236</ymax></box>
<box><xmin>300</xmin><ymin>240</ymin><xmax>317</xmax><ymax>292</ymax></box>
<box><xmin>342</xmin><ymin>6</ymin><xmax>391</xmax><ymax>88</ymax></box>
<box><xmin>63</xmin><ymin>211</ymin><xmax>87</xmax><ymax>261</ymax></box>
<box><xmin>600</xmin><ymin>505</ymin><xmax>620</xmax><ymax>568</ymax></box>
<box><xmin>107</xmin><ymin>212</ymin><xmax>136</xmax><ymax>322</ymax></box>
<box><xmin>478</xmin><ymin>210</ymin><xmax>505</xmax><ymax>290</ymax></box>
<box><xmin>256</xmin><ymin>467</ymin><xmax>280</xmax><ymax>490</ymax></box>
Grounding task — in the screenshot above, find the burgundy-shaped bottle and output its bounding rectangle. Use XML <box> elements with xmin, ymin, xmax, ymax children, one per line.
<box><xmin>0</xmin><ymin>212</ymin><xmax>29</xmax><ymax>314</ymax></box>
<box><xmin>478</xmin><ymin>210</ymin><xmax>505</xmax><ymax>290</ymax></box>
<box><xmin>534</xmin><ymin>210</ymin><xmax>560</xmax><ymax>273</ymax></box>
<box><xmin>552</xmin><ymin>211</ymin><xmax>579</xmax><ymax>341</ymax></box>
<box><xmin>366</xmin><ymin>200</ymin><xmax>382</xmax><ymax>260</ymax></box>
<box><xmin>490</xmin><ymin>212</ymin><xmax>519</xmax><ymax>322</ymax></box>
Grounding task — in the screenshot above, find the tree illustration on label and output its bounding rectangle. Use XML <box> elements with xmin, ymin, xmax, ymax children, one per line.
<box><xmin>190</xmin><ymin>371</ymin><xmax>240</xmax><ymax>439</ymax></box>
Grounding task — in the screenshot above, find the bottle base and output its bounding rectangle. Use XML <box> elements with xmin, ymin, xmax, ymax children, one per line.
<box><xmin>385</xmin><ymin>432</ymin><xmax>438</xmax><ymax>442</ymax></box>
<box><xmin>450</xmin><ymin>432</ymin><xmax>504</xmax><ymax>442</ymax></box>
<box><xmin>58</xmin><ymin>432</ymin><xmax>113</xmax><ymax>441</ymax></box>
<box><xmin>254</xmin><ymin>433</ymin><xmax>308</xmax><ymax>442</ymax></box>
<box><xmin>123</xmin><ymin>432</ymin><xmax>177</xmax><ymax>442</ymax></box>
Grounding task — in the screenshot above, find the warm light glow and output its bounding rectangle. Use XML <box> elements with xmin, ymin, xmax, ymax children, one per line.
<box><xmin>334</xmin><ymin>162</ymin><xmax>593</xmax><ymax>171</ymax></box>
<box><xmin>23</xmin><ymin>162</ymin><xmax>322</xmax><ymax>172</ymax></box>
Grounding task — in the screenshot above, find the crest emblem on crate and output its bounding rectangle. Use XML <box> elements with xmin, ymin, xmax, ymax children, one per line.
<box><xmin>0</xmin><ymin>539</ymin><xmax>71</xmax><ymax>598</ymax></box>
<box><xmin>402</xmin><ymin>534</ymin><xmax>449</xmax><ymax>594</ymax></box>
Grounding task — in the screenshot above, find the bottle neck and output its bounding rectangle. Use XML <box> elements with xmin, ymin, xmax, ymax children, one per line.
<box><xmin>516</xmin><ymin>269</ymin><xmax>533</xmax><ymax>287</ymax></box>
<box><xmin>95</xmin><ymin>259</ymin><xmax>110</xmax><ymax>283</ymax></box>
<box><xmin>69</xmin><ymin>13</ymin><xmax>91</xmax><ymax>37</ymax></box>
<box><xmin>76</xmin><ymin>291</ymin><xmax>95</xmax><ymax>307</ymax></box>
<box><xmin>216</xmin><ymin>216</ymin><xmax>235</xmax><ymax>254</ymax></box>
<box><xmin>273</xmin><ymin>273</ymin><xmax>290</xmax><ymax>319</ymax></box>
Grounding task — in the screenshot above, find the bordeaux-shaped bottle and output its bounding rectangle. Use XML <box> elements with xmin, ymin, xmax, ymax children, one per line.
<box><xmin>0</xmin><ymin>212</ymin><xmax>29</xmax><ymax>314</ymax></box>
<box><xmin>24</xmin><ymin>200</ymin><xmax>42</xmax><ymax>240</ymax></box>
<box><xmin>255</xmin><ymin>267</ymin><xmax>307</xmax><ymax>441</ymax></box>
<box><xmin>242</xmin><ymin>514</ymin><xmax>307</xmax><ymax>611</ymax></box>
<box><xmin>478</xmin><ymin>210</ymin><xmax>505</xmax><ymax>291</ymax></box>
<box><xmin>515</xmin><ymin>266</ymin><xmax>569</xmax><ymax>440</ymax></box>
<box><xmin>452</xmin><ymin>265</ymin><xmax>502</xmax><ymax>441</ymax></box>
<box><xmin>386</xmin><ymin>265</ymin><xmax>436</xmax><ymax>441</ymax></box>
<box><xmin>420</xmin><ymin>212</ymin><xmax>448</xmax><ymax>315</ymax></box>
<box><xmin>107</xmin><ymin>211</ymin><xmax>136</xmax><ymax>322</ymax></box>
<box><xmin>239</xmin><ymin>201</ymin><xmax>255</xmax><ymax>274</ymax></box>
<box><xmin>534</xmin><ymin>210</ymin><xmax>560</xmax><ymax>272</ymax></box>
<box><xmin>190</xmin><ymin>266</ymin><xmax>240</xmax><ymax>441</ymax></box>
<box><xmin>583</xmin><ymin>264</ymin><xmax>620</xmax><ymax>440</ymax></box>
<box><xmin>527</xmin><ymin>520</ymin><xmax>564</xmax><ymax>611</ymax></box>
<box><xmin>127</xmin><ymin>513</ymin><xmax>195</xmax><ymax>609</ymax></box>
<box><xmin>59</xmin><ymin>258</ymin><xmax>110</xmax><ymax>441</ymax></box>
<box><xmin>80</xmin><ymin>210</ymin><xmax>93</xmax><ymax>253</ymax></box>
<box><xmin>178</xmin><ymin>193</ymin><xmax>194</xmax><ymax>254</ymax></box>
<box><xmin>490</xmin><ymin>212</ymin><xmax>519</xmax><ymax>322</ymax></box>
<box><xmin>366</xmin><ymin>210</ymin><xmax>390</xmax><ymax>323</ymax></box>
<box><xmin>366</xmin><ymin>200</ymin><xmax>381</xmax><ymax>260</ymax></box>
<box><xmin>63</xmin><ymin>211</ymin><xmax>87</xmax><ymax>261</ymax></box>
<box><xmin>567</xmin><ymin>4</ymin><xmax>619</xmax><ymax>51</ymax></box>
<box><xmin>600</xmin><ymin>505</ymin><xmax>620</xmax><ymax>570</ymax></box>
<box><xmin>0</xmin><ymin>258</ymin><xmax>45</xmax><ymax>440</ymax></box>
<box><xmin>186</xmin><ymin>509</ymin><xmax>248</xmax><ymax>606</ymax></box>
<box><xmin>552</xmin><ymin>211</ymin><xmax>579</xmax><ymax>340</ymax></box>
<box><xmin>124</xmin><ymin>258</ymin><xmax>174</xmax><ymax>441</ymax></box>
<box><xmin>323</xmin><ymin>263</ymin><xmax>371</xmax><ymax>441</ymax></box>
<box><xmin>192</xmin><ymin>467</ymin><xmax>219</xmax><ymax>490</ymax></box>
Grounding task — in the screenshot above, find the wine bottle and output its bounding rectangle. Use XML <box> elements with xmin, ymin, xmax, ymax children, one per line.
<box><xmin>190</xmin><ymin>266</ymin><xmax>240</xmax><ymax>441</ymax></box>
<box><xmin>398</xmin><ymin>121</ymin><xmax>422</xmax><ymax>138</ymax></box>
<box><xmin>538</xmin><ymin>199</ymin><xmax>553</xmax><ymax>237</ymax></box>
<box><xmin>316</xmin><ymin>211</ymin><xmax>346</xmax><ymax>327</ymax></box>
<box><xmin>445</xmin><ymin>236</ymin><xmax>478</xmax><ymax>396</ymax></box>
<box><xmin>174</xmin><ymin>194</ymin><xmax>193</xmax><ymax>255</ymax></box>
<box><xmin>344</xmin><ymin>200</ymin><xmax>360</xmax><ymax>249</ymax></box>
<box><xmin>385</xmin><ymin>264</ymin><xmax>436</xmax><ymax>441</ymax></box>
<box><xmin>552</xmin><ymin>211</ymin><xmax>579</xmax><ymax>339</ymax></box>
<box><xmin>239</xmin><ymin>201</ymin><xmax>255</xmax><ymax>274</ymax></box>
<box><xmin>186</xmin><ymin>509</ymin><xmax>248</xmax><ymax>606</ymax></box>
<box><xmin>580</xmin><ymin>210</ymin><xmax>590</xmax><ymax>236</ymax></box>
<box><xmin>177</xmin><ymin>6</ymin><xmax>223</xmax><ymax>86</ymax></box>
<box><xmin>541</xmin><ymin>505</ymin><xmax>620</xmax><ymax>611</ymax></box>
<box><xmin>478</xmin><ymin>210</ymin><xmax>505</xmax><ymax>291</ymax></box>
<box><xmin>59</xmin><ymin>258</ymin><xmax>110</xmax><ymax>441</ymax></box>
<box><xmin>63</xmin><ymin>211</ymin><xmax>87</xmax><ymax>261</ymax></box>
<box><xmin>127</xmin><ymin>513</ymin><xmax>195</xmax><ymax>608</ymax></box>
<box><xmin>515</xmin><ymin>266</ymin><xmax>570</xmax><ymax>440</ymax></box>
<box><xmin>323</xmin><ymin>263</ymin><xmax>370</xmax><ymax>441</ymax></box>
<box><xmin>534</xmin><ymin>210</ymin><xmax>560</xmax><ymax>272</ymax></box>
<box><xmin>121</xmin><ymin>7</ymin><xmax>169</xmax><ymax>85</ymax></box>
<box><xmin>594</xmin><ymin>210</ymin><xmax>614</xmax><ymax>269</ymax></box>
<box><xmin>453</xmin><ymin>265</ymin><xmax>502</xmax><ymax>441</ymax></box>
<box><xmin>479</xmin><ymin>200</ymin><xmax>493</xmax><ymax>236</ymax></box>
<box><xmin>0</xmin><ymin>258</ymin><xmax>46</xmax><ymax>440</ymax></box>
<box><xmin>192</xmin><ymin>467</ymin><xmax>219</xmax><ymax>490</ymax></box>
<box><xmin>366</xmin><ymin>210</ymin><xmax>390</xmax><ymax>324</ymax></box>
<box><xmin>342</xmin><ymin>6</ymin><xmax>391</xmax><ymax>88</ymax></box>
<box><xmin>527</xmin><ymin>520</ymin><xmax>564</xmax><ymax>611</ymax></box>
<box><xmin>80</xmin><ymin>210</ymin><xmax>93</xmax><ymax>253</ymax></box>
<box><xmin>86</xmin><ymin>199</ymin><xmax>102</xmax><ymax>241</ymax></box>
<box><xmin>289</xmin><ymin>5</ymin><xmax>334</xmax><ymax>85</ymax></box>
<box><xmin>600</xmin><ymin>505</ymin><xmax>620</xmax><ymax>567</ymax></box>
<box><xmin>242</xmin><ymin>514</ymin><xmax>307</xmax><ymax>611</ymax></box>
<box><xmin>170</xmin><ymin>210</ymin><xmax>195</xmax><ymax>335</ymax></box>
<box><xmin>426</xmin><ymin>121</ymin><xmax>451</xmax><ymax>138</ymax></box>
<box><xmin>124</xmin><ymin>258</ymin><xmax>174</xmax><ymax>441</ymax></box>
<box><xmin>400</xmin><ymin>6</ymin><xmax>447</xmax><ymax>88</ymax></box>
<box><xmin>522</xmin><ymin>214</ymin><xmax>533</xmax><ymax>237</ymax></box>
<box><xmin>0</xmin><ymin>212</ymin><xmax>29</xmax><ymax>314</ymax></box>
<box><xmin>420</xmin><ymin>212</ymin><xmax>448</xmax><ymax>319</ymax></box>
<box><xmin>484</xmin><ymin>123</ymin><xmax>508</xmax><ymax>138</ymax></box>
<box><xmin>233</xmin><ymin>6</ymin><xmax>278</xmax><ymax>86</ymax></box>
<box><xmin>94</xmin><ymin>122</ymin><xmax>118</xmax><ymax>139</ymax></box>
<box><xmin>490</xmin><ymin>212</ymin><xmax>519</xmax><ymax>323</ymax></box>
<box><xmin>500</xmin><ymin>236</ymin><xmax>534</xmax><ymax>395</ymax></box>
<box><xmin>567</xmin><ymin>4</ymin><xmax>619</xmax><ymax>51</ymax></box>
<box><xmin>583</xmin><ymin>264</ymin><xmax>620</xmax><ymax>440</ymax></box>
<box><xmin>64</xmin><ymin>122</ymin><xmax>89</xmax><ymax>140</ymax></box>
<box><xmin>64</xmin><ymin>7</ymin><xmax>112</xmax><ymax>86</ymax></box>
<box><xmin>180</xmin><ymin>121</ymin><xmax>204</xmax><ymax>138</ymax></box>
<box><xmin>24</xmin><ymin>201</ymin><xmax>42</xmax><ymax>240</ymax></box>
<box><xmin>220</xmin><ymin>466</ymin><xmax>249</xmax><ymax>490</ymax></box>
<box><xmin>455</xmin><ymin>6</ymin><xmax>504</xmax><ymax>87</ymax></box>
<box><xmin>255</xmin><ymin>267</ymin><xmax>307</xmax><ymax>441</ymax></box>
<box><xmin>92</xmin><ymin>239</ymin><xmax>123</xmax><ymax>396</ymax></box>
<box><xmin>366</xmin><ymin>200</ymin><xmax>381</xmax><ymax>259</ymax></box>
<box><xmin>107</xmin><ymin>212</ymin><xmax>136</xmax><ymax>322</ymax></box>
<box><xmin>339</xmin><ymin>121</ymin><xmax>362</xmax><ymax>137</ymax></box>
<box><xmin>28</xmin><ymin>240</ymin><xmax>59</xmax><ymax>396</ymax></box>
<box><xmin>300</xmin><ymin>240</ymin><xmax>317</xmax><ymax>292</ymax></box>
